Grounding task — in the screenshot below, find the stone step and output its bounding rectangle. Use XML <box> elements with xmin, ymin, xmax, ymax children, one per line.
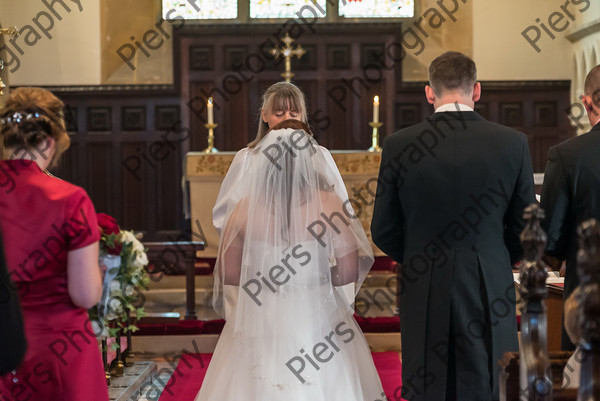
<box><xmin>108</xmin><ymin>361</ymin><xmax>157</xmax><ymax>401</ymax></box>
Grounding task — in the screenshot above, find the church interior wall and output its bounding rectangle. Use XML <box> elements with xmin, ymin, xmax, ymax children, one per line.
<box><xmin>1</xmin><ymin>0</ymin><xmax>587</xmax><ymax>86</ymax></box>
<box><xmin>100</xmin><ymin>0</ymin><xmax>173</xmax><ymax>85</ymax></box>
<box><xmin>2</xmin><ymin>0</ymin><xmax>102</xmax><ymax>86</ymax></box>
<box><xmin>472</xmin><ymin>0</ymin><xmax>575</xmax><ymax>81</ymax></box>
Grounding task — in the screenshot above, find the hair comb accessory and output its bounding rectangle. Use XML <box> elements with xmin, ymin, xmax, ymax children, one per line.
<box><xmin>1</xmin><ymin>112</ymin><xmax>41</xmax><ymax>125</ymax></box>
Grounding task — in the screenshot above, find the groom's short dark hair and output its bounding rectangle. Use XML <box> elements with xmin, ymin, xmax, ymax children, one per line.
<box><xmin>429</xmin><ymin>51</ymin><xmax>477</xmax><ymax>96</ymax></box>
<box><xmin>584</xmin><ymin>64</ymin><xmax>600</xmax><ymax>107</ymax></box>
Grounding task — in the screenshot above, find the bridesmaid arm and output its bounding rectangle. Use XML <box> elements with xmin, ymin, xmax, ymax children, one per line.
<box><xmin>67</xmin><ymin>241</ymin><xmax>102</xmax><ymax>309</ymax></box>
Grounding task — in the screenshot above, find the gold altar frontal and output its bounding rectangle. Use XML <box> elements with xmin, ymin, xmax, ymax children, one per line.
<box><xmin>185</xmin><ymin>151</ymin><xmax>384</xmax><ymax>258</ymax></box>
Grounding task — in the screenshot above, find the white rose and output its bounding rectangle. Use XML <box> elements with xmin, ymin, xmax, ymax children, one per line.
<box><xmin>109</xmin><ymin>297</ymin><xmax>124</xmax><ymax>315</ymax></box>
<box><xmin>135</xmin><ymin>251</ymin><xmax>148</xmax><ymax>267</ymax></box>
<box><xmin>109</xmin><ymin>288</ymin><xmax>122</xmax><ymax>299</ymax></box>
<box><xmin>119</xmin><ymin>231</ymin><xmax>136</xmax><ymax>245</ymax></box>
<box><xmin>104</xmin><ymin>310</ymin><xmax>116</xmax><ymax>320</ymax></box>
<box><xmin>91</xmin><ymin>319</ymin><xmax>102</xmax><ymax>334</ymax></box>
<box><xmin>132</xmin><ymin>238</ymin><xmax>144</xmax><ymax>253</ymax></box>
<box><xmin>109</xmin><ymin>280</ymin><xmax>120</xmax><ymax>292</ymax></box>
<box><xmin>124</xmin><ymin>284</ymin><xmax>136</xmax><ymax>298</ymax></box>
<box><xmin>90</xmin><ymin>319</ymin><xmax>109</xmax><ymax>338</ymax></box>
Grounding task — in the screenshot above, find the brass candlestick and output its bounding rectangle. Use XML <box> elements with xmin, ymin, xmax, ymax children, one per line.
<box><xmin>203</xmin><ymin>123</ymin><xmax>219</xmax><ymax>153</ymax></box>
<box><xmin>368</xmin><ymin>121</ymin><xmax>383</xmax><ymax>152</ymax></box>
<box><xmin>123</xmin><ymin>309</ymin><xmax>135</xmax><ymax>367</ymax></box>
<box><xmin>112</xmin><ymin>329</ymin><xmax>124</xmax><ymax>376</ymax></box>
<box><xmin>0</xmin><ymin>27</ymin><xmax>18</xmax><ymax>37</ymax></box>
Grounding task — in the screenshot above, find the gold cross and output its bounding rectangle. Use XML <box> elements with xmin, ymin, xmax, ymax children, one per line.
<box><xmin>270</xmin><ymin>34</ymin><xmax>306</xmax><ymax>82</ymax></box>
<box><xmin>0</xmin><ymin>26</ymin><xmax>18</xmax><ymax>96</ymax></box>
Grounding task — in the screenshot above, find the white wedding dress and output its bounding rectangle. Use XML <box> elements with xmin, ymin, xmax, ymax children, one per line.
<box><xmin>195</xmin><ymin>128</ymin><xmax>385</xmax><ymax>401</ymax></box>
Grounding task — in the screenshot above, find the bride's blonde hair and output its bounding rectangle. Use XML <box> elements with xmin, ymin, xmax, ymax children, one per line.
<box><xmin>248</xmin><ymin>82</ymin><xmax>310</xmax><ymax>148</ymax></box>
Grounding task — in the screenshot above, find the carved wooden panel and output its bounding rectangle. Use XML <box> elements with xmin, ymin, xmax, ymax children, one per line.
<box><xmin>190</xmin><ymin>46</ymin><xmax>214</xmax><ymax>71</ymax></box>
<box><xmin>85</xmin><ymin>143</ymin><xmax>115</xmax><ymax>215</ymax></box>
<box><xmin>395</xmin><ymin>103</ymin><xmax>421</xmax><ymax>129</ymax></box>
<box><xmin>155</xmin><ymin>105</ymin><xmax>180</xmax><ymax>131</ymax></box>
<box><xmin>295</xmin><ymin>44</ymin><xmax>317</xmax><ymax>70</ymax></box>
<box><xmin>64</xmin><ymin>105</ymin><xmax>78</xmax><ymax>133</ymax></box>
<box><xmin>50</xmin><ymin>91</ymin><xmax>183</xmax><ymax>241</ymax></box>
<box><xmin>121</xmin><ymin>142</ymin><xmax>146</xmax><ymax>232</ymax></box>
<box><xmin>325</xmin><ymin>79</ymin><xmax>354</xmax><ymax>149</ymax></box>
<box><xmin>361</xmin><ymin>44</ymin><xmax>385</xmax><ymax>68</ymax></box>
<box><xmin>534</xmin><ymin>102</ymin><xmax>558</xmax><ymax>127</ymax></box>
<box><xmin>220</xmin><ymin>81</ymin><xmax>251</xmax><ymax>151</ymax></box>
<box><xmin>153</xmin><ymin>141</ymin><xmax>182</xmax><ymax>236</ymax></box>
<box><xmin>122</xmin><ymin>106</ymin><xmax>146</xmax><ymax>131</ymax></box>
<box><xmin>223</xmin><ymin>45</ymin><xmax>248</xmax><ymax>70</ymax></box>
<box><xmin>327</xmin><ymin>45</ymin><xmax>351</xmax><ymax>69</ymax></box>
<box><xmin>500</xmin><ymin>103</ymin><xmax>523</xmax><ymax>127</ymax></box>
<box><xmin>88</xmin><ymin>107</ymin><xmax>111</xmax><ymax>131</ymax></box>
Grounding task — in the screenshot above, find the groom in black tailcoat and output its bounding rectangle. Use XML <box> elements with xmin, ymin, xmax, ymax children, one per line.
<box><xmin>541</xmin><ymin>64</ymin><xmax>600</xmax><ymax>351</ymax></box>
<box><xmin>371</xmin><ymin>51</ymin><xmax>535</xmax><ymax>401</ymax></box>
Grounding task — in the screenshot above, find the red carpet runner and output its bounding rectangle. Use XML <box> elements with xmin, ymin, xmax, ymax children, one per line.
<box><xmin>158</xmin><ymin>352</ymin><xmax>403</xmax><ymax>401</ymax></box>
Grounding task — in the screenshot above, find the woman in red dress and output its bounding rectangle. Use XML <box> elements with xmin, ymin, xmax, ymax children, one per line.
<box><xmin>0</xmin><ymin>88</ymin><xmax>109</xmax><ymax>401</ymax></box>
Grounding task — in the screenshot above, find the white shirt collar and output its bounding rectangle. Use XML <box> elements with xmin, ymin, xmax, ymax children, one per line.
<box><xmin>435</xmin><ymin>103</ymin><xmax>474</xmax><ymax>113</ymax></box>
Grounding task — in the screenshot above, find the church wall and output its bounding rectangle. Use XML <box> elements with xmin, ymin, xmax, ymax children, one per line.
<box><xmin>400</xmin><ymin>0</ymin><xmax>577</xmax><ymax>82</ymax></box>
<box><xmin>400</xmin><ymin>0</ymin><xmax>473</xmax><ymax>82</ymax></box>
<box><xmin>565</xmin><ymin>2</ymin><xmax>599</xmax><ymax>133</ymax></box>
<box><xmin>100</xmin><ymin>0</ymin><xmax>172</xmax><ymax>84</ymax></box>
<box><xmin>1</xmin><ymin>1</ymin><xmax>587</xmax><ymax>86</ymax></box>
<box><xmin>472</xmin><ymin>0</ymin><xmax>575</xmax><ymax>81</ymax></box>
<box><xmin>1</xmin><ymin>0</ymin><xmax>102</xmax><ymax>86</ymax></box>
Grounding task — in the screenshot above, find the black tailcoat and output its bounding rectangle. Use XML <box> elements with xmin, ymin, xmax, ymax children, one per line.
<box><xmin>371</xmin><ymin>111</ymin><xmax>535</xmax><ymax>400</ymax></box>
<box><xmin>540</xmin><ymin>122</ymin><xmax>600</xmax><ymax>350</ymax></box>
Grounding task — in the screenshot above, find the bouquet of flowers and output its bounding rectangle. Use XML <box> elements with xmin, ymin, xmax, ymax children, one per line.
<box><xmin>88</xmin><ymin>213</ymin><xmax>150</xmax><ymax>341</ymax></box>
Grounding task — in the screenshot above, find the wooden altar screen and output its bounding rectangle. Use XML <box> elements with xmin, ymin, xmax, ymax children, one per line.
<box><xmin>185</xmin><ymin>150</ymin><xmax>384</xmax><ymax>257</ymax></box>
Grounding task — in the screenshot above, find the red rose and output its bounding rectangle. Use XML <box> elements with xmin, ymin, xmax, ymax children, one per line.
<box><xmin>97</xmin><ymin>213</ymin><xmax>120</xmax><ymax>235</ymax></box>
<box><xmin>97</xmin><ymin>213</ymin><xmax>122</xmax><ymax>255</ymax></box>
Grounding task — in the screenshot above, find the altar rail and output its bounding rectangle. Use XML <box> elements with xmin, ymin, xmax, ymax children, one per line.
<box><xmin>144</xmin><ymin>241</ymin><xmax>206</xmax><ymax>320</ymax></box>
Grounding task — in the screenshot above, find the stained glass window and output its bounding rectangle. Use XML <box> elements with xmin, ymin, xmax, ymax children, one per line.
<box><xmin>250</xmin><ymin>0</ymin><xmax>328</xmax><ymax>19</ymax></box>
<box><xmin>162</xmin><ymin>0</ymin><xmax>238</xmax><ymax>20</ymax></box>
<box><xmin>339</xmin><ymin>0</ymin><xmax>414</xmax><ymax>18</ymax></box>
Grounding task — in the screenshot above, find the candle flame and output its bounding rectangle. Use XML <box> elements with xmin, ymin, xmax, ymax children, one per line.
<box><xmin>374</xmin><ymin>95</ymin><xmax>379</xmax><ymax>103</ymax></box>
<box><xmin>208</xmin><ymin>97</ymin><xmax>213</xmax><ymax>105</ymax></box>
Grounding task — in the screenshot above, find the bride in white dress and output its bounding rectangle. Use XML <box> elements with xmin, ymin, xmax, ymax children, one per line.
<box><xmin>195</xmin><ymin>82</ymin><xmax>385</xmax><ymax>401</ymax></box>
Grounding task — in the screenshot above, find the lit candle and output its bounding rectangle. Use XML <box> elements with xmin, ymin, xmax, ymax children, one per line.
<box><xmin>373</xmin><ymin>95</ymin><xmax>380</xmax><ymax>123</ymax></box>
<box><xmin>207</xmin><ymin>97</ymin><xmax>214</xmax><ymax>125</ymax></box>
